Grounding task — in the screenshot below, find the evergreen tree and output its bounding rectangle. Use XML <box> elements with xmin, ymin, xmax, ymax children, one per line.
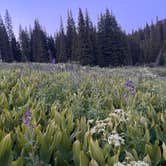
<box><xmin>47</xmin><ymin>36</ymin><xmax>56</xmax><ymax>63</ymax></box>
<box><xmin>11</xmin><ymin>36</ymin><xmax>22</xmax><ymax>62</ymax></box>
<box><xmin>0</xmin><ymin>14</ymin><xmax>12</xmax><ymax>62</ymax></box>
<box><xmin>19</xmin><ymin>26</ymin><xmax>31</xmax><ymax>61</ymax></box>
<box><xmin>97</xmin><ymin>13</ymin><xmax>105</xmax><ymax>66</ymax></box>
<box><xmin>56</xmin><ymin>18</ymin><xmax>67</xmax><ymax>62</ymax></box>
<box><xmin>4</xmin><ymin>10</ymin><xmax>14</xmax><ymax>41</ymax></box>
<box><xmin>66</xmin><ymin>10</ymin><xmax>77</xmax><ymax>61</ymax></box>
<box><xmin>97</xmin><ymin>9</ymin><xmax>128</xmax><ymax>66</ymax></box>
<box><xmin>77</xmin><ymin>8</ymin><xmax>86</xmax><ymax>64</ymax></box>
<box><xmin>4</xmin><ymin>10</ymin><xmax>14</xmax><ymax>61</ymax></box>
<box><xmin>83</xmin><ymin>9</ymin><xmax>96</xmax><ymax>65</ymax></box>
<box><xmin>31</xmin><ymin>20</ymin><xmax>49</xmax><ymax>62</ymax></box>
<box><xmin>4</xmin><ymin>10</ymin><xmax>21</xmax><ymax>62</ymax></box>
<box><xmin>0</xmin><ymin>8</ymin><xmax>166</xmax><ymax>66</ymax></box>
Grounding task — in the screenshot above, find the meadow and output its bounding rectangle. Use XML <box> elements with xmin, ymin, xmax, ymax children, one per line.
<box><xmin>0</xmin><ymin>63</ymin><xmax>166</xmax><ymax>166</ymax></box>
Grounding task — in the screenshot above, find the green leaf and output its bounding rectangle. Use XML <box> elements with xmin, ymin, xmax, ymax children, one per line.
<box><xmin>162</xmin><ymin>142</ymin><xmax>166</xmax><ymax>160</ymax></box>
<box><xmin>125</xmin><ymin>151</ymin><xmax>135</xmax><ymax>161</ymax></box>
<box><xmin>131</xmin><ymin>149</ymin><xmax>139</xmax><ymax>161</ymax></box>
<box><xmin>12</xmin><ymin>157</ymin><xmax>23</xmax><ymax>166</ymax></box>
<box><xmin>145</xmin><ymin>144</ymin><xmax>161</xmax><ymax>165</ymax></box>
<box><xmin>80</xmin><ymin>151</ymin><xmax>89</xmax><ymax>166</ymax></box>
<box><xmin>0</xmin><ymin>134</ymin><xmax>12</xmax><ymax>166</ymax></box>
<box><xmin>89</xmin><ymin>138</ymin><xmax>105</xmax><ymax>166</ymax></box>
<box><xmin>73</xmin><ymin>140</ymin><xmax>81</xmax><ymax>165</ymax></box>
<box><xmin>107</xmin><ymin>155</ymin><xmax>117</xmax><ymax>166</ymax></box>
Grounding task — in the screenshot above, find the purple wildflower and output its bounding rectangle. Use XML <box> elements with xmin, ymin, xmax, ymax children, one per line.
<box><xmin>23</xmin><ymin>106</ymin><xmax>33</xmax><ymax>128</ymax></box>
<box><xmin>124</xmin><ymin>79</ymin><xmax>136</xmax><ymax>97</ymax></box>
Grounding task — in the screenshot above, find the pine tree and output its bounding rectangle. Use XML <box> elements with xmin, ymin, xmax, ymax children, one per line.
<box><xmin>77</xmin><ymin>8</ymin><xmax>86</xmax><ymax>64</ymax></box>
<box><xmin>4</xmin><ymin>10</ymin><xmax>14</xmax><ymax>41</ymax></box>
<box><xmin>4</xmin><ymin>10</ymin><xmax>14</xmax><ymax>61</ymax></box>
<box><xmin>56</xmin><ymin>18</ymin><xmax>67</xmax><ymax>62</ymax></box>
<box><xmin>83</xmin><ymin>9</ymin><xmax>96</xmax><ymax>65</ymax></box>
<box><xmin>11</xmin><ymin>36</ymin><xmax>22</xmax><ymax>62</ymax></box>
<box><xmin>47</xmin><ymin>36</ymin><xmax>56</xmax><ymax>63</ymax></box>
<box><xmin>97</xmin><ymin>9</ymin><xmax>128</xmax><ymax>66</ymax></box>
<box><xmin>0</xmin><ymin>14</ymin><xmax>12</xmax><ymax>62</ymax></box>
<box><xmin>31</xmin><ymin>20</ymin><xmax>49</xmax><ymax>62</ymax></box>
<box><xmin>4</xmin><ymin>10</ymin><xmax>22</xmax><ymax>62</ymax></box>
<box><xmin>19</xmin><ymin>26</ymin><xmax>31</xmax><ymax>61</ymax></box>
<box><xmin>97</xmin><ymin>13</ymin><xmax>105</xmax><ymax>66</ymax></box>
<box><xmin>66</xmin><ymin>10</ymin><xmax>77</xmax><ymax>61</ymax></box>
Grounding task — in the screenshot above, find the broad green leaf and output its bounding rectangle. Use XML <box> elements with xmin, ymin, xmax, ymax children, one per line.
<box><xmin>89</xmin><ymin>138</ymin><xmax>105</xmax><ymax>166</ymax></box>
<box><xmin>145</xmin><ymin>144</ymin><xmax>161</xmax><ymax>165</ymax></box>
<box><xmin>0</xmin><ymin>134</ymin><xmax>12</xmax><ymax>166</ymax></box>
<box><xmin>73</xmin><ymin>140</ymin><xmax>81</xmax><ymax>165</ymax></box>
<box><xmin>80</xmin><ymin>151</ymin><xmax>89</xmax><ymax>166</ymax></box>
<box><xmin>12</xmin><ymin>157</ymin><xmax>23</xmax><ymax>166</ymax></box>
<box><xmin>162</xmin><ymin>142</ymin><xmax>166</xmax><ymax>160</ymax></box>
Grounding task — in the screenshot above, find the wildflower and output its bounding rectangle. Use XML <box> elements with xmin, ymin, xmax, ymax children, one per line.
<box><xmin>114</xmin><ymin>109</ymin><xmax>123</xmax><ymax>114</ymax></box>
<box><xmin>114</xmin><ymin>162</ymin><xmax>126</xmax><ymax>166</ymax></box>
<box><xmin>141</xmin><ymin>68</ymin><xmax>157</xmax><ymax>79</ymax></box>
<box><xmin>90</xmin><ymin>121</ymin><xmax>107</xmax><ymax>134</ymax></box>
<box><xmin>90</xmin><ymin>127</ymin><xmax>97</xmax><ymax>134</ymax></box>
<box><xmin>114</xmin><ymin>161</ymin><xmax>149</xmax><ymax>166</ymax></box>
<box><xmin>88</xmin><ymin>119</ymin><xmax>94</xmax><ymax>124</ymax></box>
<box><xmin>125</xmin><ymin>79</ymin><xmax>135</xmax><ymax>96</ymax></box>
<box><xmin>109</xmin><ymin>109</ymin><xmax>129</xmax><ymax>122</ymax></box>
<box><xmin>129</xmin><ymin>161</ymin><xmax>149</xmax><ymax>166</ymax></box>
<box><xmin>108</xmin><ymin>132</ymin><xmax>125</xmax><ymax>147</ymax></box>
<box><xmin>23</xmin><ymin>106</ymin><xmax>33</xmax><ymax>128</ymax></box>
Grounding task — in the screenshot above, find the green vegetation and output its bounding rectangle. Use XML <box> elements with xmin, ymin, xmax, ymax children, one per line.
<box><xmin>0</xmin><ymin>63</ymin><xmax>166</xmax><ymax>166</ymax></box>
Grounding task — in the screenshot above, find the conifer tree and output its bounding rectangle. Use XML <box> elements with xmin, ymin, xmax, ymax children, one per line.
<box><xmin>97</xmin><ymin>9</ymin><xmax>128</xmax><ymax>66</ymax></box>
<box><xmin>47</xmin><ymin>36</ymin><xmax>56</xmax><ymax>63</ymax></box>
<box><xmin>19</xmin><ymin>26</ymin><xmax>31</xmax><ymax>61</ymax></box>
<box><xmin>78</xmin><ymin>8</ymin><xmax>86</xmax><ymax>64</ymax></box>
<box><xmin>66</xmin><ymin>10</ymin><xmax>77</xmax><ymax>61</ymax></box>
<box><xmin>31</xmin><ymin>20</ymin><xmax>49</xmax><ymax>62</ymax></box>
<box><xmin>56</xmin><ymin>18</ymin><xmax>67</xmax><ymax>62</ymax></box>
<box><xmin>0</xmin><ymin>14</ymin><xmax>12</xmax><ymax>62</ymax></box>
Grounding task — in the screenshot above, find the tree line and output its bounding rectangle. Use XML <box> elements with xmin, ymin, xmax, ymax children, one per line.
<box><xmin>0</xmin><ymin>9</ymin><xmax>166</xmax><ymax>66</ymax></box>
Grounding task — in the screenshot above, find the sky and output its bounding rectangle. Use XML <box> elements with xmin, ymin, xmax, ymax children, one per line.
<box><xmin>0</xmin><ymin>0</ymin><xmax>166</xmax><ymax>37</ymax></box>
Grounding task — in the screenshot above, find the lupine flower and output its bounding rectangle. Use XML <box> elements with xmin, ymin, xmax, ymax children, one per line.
<box><xmin>23</xmin><ymin>106</ymin><xmax>33</xmax><ymax>128</ymax></box>
<box><xmin>124</xmin><ymin>79</ymin><xmax>135</xmax><ymax>97</ymax></box>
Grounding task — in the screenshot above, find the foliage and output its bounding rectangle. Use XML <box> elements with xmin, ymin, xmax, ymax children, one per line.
<box><xmin>0</xmin><ymin>63</ymin><xmax>165</xmax><ymax>166</ymax></box>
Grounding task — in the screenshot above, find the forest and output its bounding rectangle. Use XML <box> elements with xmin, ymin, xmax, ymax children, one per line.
<box><xmin>0</xmin><ymin>9</ymin><xmax>166</xmax><ymax>66</ymax></box>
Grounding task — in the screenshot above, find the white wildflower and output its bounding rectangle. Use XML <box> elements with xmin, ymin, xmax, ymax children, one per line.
<box><xmin>114</xmin><ymin>161</ymin><xmax>149</xmax><ymax>166</ymax></box>
<box><xmin>114</xmin><ymin>162</ymin><xmax>126</xmax><ymax>166</ymax></box>
<box><xmin>115</xmin><ymin>109</ymin><xmax>123</xmax><ymax>114</ymax></box>
<box><xmin>90</xmin><ymin>127</ymin><xmax>96</xmax><ymax>134</ymax></box>
<box><xmin>88</xmin><ymin>119</ymin><xmax>94</xmax><ymax>124</ymax></box>
<box><xmin>140</xmin><ymin>68</ymin><xmax>157</xmax><ymax>79</ymax></box>
<box><xmin>108</xmin><ymin>133</ymin><xmax>125</xmax><ymax>147</ymax></box>
<box><xmin>109</xmin><ymin>109</ymin><xmax>129</xmax><ymax>122</ymax></box>
<box><xmin>90</xmin><ymin>121</ymin><xmax>107</xmax><ymax>134</ymax></box>
<box><xmin>129</xmin><ymin>161</ymin><xmax>149</xmax><ymax>166</ymax></box>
